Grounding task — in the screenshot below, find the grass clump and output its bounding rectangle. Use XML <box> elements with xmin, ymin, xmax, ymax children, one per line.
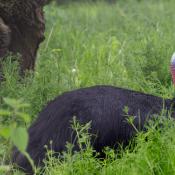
<box><xmin>42</xmin><ymin>115</ymin><xmax>175</xmax><ymax>175</ymax></box>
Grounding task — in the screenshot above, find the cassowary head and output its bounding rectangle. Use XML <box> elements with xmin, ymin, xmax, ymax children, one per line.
<box><xmin>170</xmin><ymin>53</ymin><xmax>175</xmax><ymax>108</ymax></box>
<box><xmin>171</xmin><ymin>53</ymin><xmax>175</xmax><ymax>85</ymax></box>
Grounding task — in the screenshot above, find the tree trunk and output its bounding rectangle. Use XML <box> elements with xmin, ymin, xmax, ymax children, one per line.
<box><xmin>0</xmin><ymin>0</ymin><xmax>48</xmax><ymax>77</ymax></box>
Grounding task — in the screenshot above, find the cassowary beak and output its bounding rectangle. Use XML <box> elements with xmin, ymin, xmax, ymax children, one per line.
<box><xmin>170</xmin><ymin>53</ymin><xmax>175</xmax><ymax>85</ymax></box>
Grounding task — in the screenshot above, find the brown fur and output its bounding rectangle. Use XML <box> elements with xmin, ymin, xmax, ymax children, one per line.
<box><xmin>0</xmin><ymin>17</ymin><xmax>11</xmax><ymax>57</ymax></box>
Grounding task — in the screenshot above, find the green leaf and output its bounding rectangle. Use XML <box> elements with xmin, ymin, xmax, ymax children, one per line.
<box><xmin>11</xmin><ymin>127</ymin><xmax>29</xmax><ymax>152</ymax></box>
<box><xmin>0</xmin><ymin>165</ymin><xmax>11</xmax><ymax>173</ymax></box>
<box><xmin>3</xmin><ymin>98</ymin><xmax>30</xmax><ymax>110</ymax></box>
<box><xmin>17</xmin><ymin>103</ymin><xmax>30</xmax><ymax>109</ymax></box>
<box><xmin>123</xmin><ymin>106</ymin><xmax>129</xmax><ymax>114</ymax></box>
<box><xmin>0</xmin><ymin>127</ymin><xmax>11</xmax><ymax>139</ymax></box>
<box><xmin>0</xmin><ymin>110</ymin><xmax>11</xmax><ymax>117</ymax></box>
<box><xmin>16</xmin><ymin>112</ymin><xmax>31</xmax><ymax>123</ymax></box>
<box><xmin>4</xmin><ymin>98</ymin><xmax>21</xmax><ymax>109</ymax></box>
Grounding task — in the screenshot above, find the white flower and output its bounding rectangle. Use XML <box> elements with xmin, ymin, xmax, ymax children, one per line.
<box><xmin>72</xmin><ymin>68</ymin><xmax>77</xmax><ymax>73</ymax></box>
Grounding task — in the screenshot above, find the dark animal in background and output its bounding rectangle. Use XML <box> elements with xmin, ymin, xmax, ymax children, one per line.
<box><xmin>12</xmin><ymin>54</ymin><xmax>175</xmax><ymax>174</ymax></box>
<box><xmin>0</xmin><ymin>17</ymin><xmax>11</xmax><ymax>57</ymax></box>
<box><xmin>0</xmin><ymin>17</ymin><xmax>11</xmax><ymax>81</ymax></box>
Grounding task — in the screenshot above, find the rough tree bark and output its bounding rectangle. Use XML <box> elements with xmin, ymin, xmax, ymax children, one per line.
<box><xmin>0</xmin><ymin>0</ymin><xmax>49</xmax><ymax>77</ymax></box>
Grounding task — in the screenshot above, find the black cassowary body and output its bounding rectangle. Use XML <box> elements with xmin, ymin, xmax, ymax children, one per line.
<box><xmin>12</xmin><ymin>85</ymin><xmax>175</xmax><ymax>174</ymax></box>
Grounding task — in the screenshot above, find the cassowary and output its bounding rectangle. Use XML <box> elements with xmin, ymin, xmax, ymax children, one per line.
<box><xmin>12</xmin><ymin>53</ymin><xmax>175</xmax><ymax>174</ymax></box>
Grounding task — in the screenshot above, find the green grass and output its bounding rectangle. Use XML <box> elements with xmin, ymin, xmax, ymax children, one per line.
<box><xmin>43</xmin><ymin>116</ymin><xmax>175</xmax><ymax>175</ymax></box>
<box><xmin>1</xmin><ymin>0</ymin><xmax>175</xmax><ymax>174</ymax></box>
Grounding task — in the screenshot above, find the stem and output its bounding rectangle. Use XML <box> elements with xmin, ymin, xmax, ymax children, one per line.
<box><xmin>22</xmin><ymin>151</ymin><xmax>37</xmax><ymax>174</ymax></box>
